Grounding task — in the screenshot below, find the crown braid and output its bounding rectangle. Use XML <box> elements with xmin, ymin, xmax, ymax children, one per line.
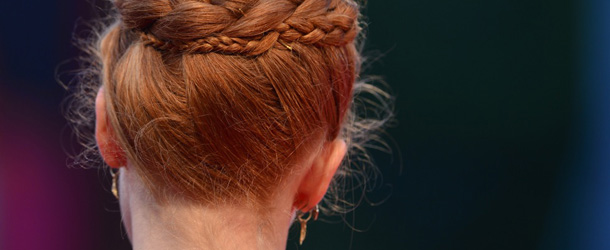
<box><xmin>116</xmin><ymin>0</ymin><xmax>360</xmax><ymax>56</ymax></box>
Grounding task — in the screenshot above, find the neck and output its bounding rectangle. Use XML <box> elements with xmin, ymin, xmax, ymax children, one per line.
<box><xmin>118</xmin><ymin>167</ymin><xmax>298</xmax><ymax>250</ymax></box>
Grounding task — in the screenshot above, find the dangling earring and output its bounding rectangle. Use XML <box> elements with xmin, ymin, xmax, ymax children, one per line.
<box><xmin>110</xmin><ymin>168</ymin><xmax>119</xmax><ymax>199</ymax></box>
<box><xmin>297</xmin><ymin>204</ymin><xmax>319</xmax><ymax>245</ymax></box>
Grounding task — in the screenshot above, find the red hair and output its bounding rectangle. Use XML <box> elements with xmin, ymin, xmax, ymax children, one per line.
<box><xmin>68</xmin><ymin>0</ymin><xmax>391</xmax><ymax>210</ymax></box>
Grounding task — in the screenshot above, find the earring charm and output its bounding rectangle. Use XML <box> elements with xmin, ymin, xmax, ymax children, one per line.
<box><xmin>110</xmin><ymin>169</ymin><xmax>119</xmax><ymax>199</ymax></box>
<box><xmin>297</xmin><ymin>204</ymin><xmax>319</xmax><ymax>245</ymax></box>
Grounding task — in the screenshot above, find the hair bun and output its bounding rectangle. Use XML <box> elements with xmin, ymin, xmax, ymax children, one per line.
<box><xmin>115</xmin><ymin>0</ymin><xmax>360</xmax><ymax>56</ymax></box>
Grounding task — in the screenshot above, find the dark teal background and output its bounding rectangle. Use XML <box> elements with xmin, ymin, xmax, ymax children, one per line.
<box><xmin>299</xmin><ymin>1</ymin><xmax>576</xmax><ymax>249</ymax></box>
<box><xmin>0</xmin><ymin>0</ymin><xmax>590</xmax><ymax>249</ymax></box>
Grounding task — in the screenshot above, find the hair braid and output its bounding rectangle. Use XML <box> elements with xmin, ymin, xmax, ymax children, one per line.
<box><xmin>117</xmin><ymin>0</ymin><xmax>359</xmax><ymax>56</ymax></box>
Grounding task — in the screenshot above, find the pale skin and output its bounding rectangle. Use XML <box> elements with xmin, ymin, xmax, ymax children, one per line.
<box><xmin>95</xmin><ymin>87</ymin><xmax>347</xmax><ymax>250</ymax></box>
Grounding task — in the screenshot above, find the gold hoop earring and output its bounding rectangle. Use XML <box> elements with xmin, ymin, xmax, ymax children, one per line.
<box><xmin>110</xmin><ymin>169</ymin><xmax>119</xmax><ymax>199</ymax></box>
<box><xmin>297</xmin><ymin>204</ymin><xmax>319</xmax><ymax>245</ymax></box>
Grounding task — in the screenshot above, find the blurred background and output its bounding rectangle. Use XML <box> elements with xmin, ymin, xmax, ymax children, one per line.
<box><xmin>0</xmin><ymin>0</ymin><xmax>607</xmax><ymax>249</ymax></box>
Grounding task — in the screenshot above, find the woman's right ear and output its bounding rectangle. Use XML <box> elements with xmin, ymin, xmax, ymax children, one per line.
<box><xmin>95</xmin><ymin>87</ymin><xmax>127</xmax><ymax>168</ymax></box>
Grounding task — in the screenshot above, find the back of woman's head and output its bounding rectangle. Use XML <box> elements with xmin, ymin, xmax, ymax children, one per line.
<box><xmin>75</xmin><ymin>0</ymin><xmax>386</xmax><ymax>208</ymax></box>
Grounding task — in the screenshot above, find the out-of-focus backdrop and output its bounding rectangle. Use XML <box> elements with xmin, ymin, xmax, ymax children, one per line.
<box><xmin>1</xmin><ymin>0</ymin><xmax>608</xmax><ymax>249</ymax></box>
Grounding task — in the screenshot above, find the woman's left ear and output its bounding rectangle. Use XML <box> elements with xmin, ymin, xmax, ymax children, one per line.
<box><xmin>294</xmin><ymin>139</ymin><xmax>347</xmax><ymax>211</ymax></box>
<box><xmin>95</xmin><ymin>87</ymin><xmax>126</xmax><ymax>168</ymax></box>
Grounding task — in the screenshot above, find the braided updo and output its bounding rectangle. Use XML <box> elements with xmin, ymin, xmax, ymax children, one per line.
<box><xmin>117</xmin><ymin>0</ymin><xmax>359</xmax><ymax>55</ymax></box>
<box><xmin>119</xmin><ymin>0</ymin><xmax>360</xmax><ymax>56</ymax></box>
<box><xmin>69</xmin><ymin>0</ymin><xmax>388</xmax><ymax>209</ymax></box>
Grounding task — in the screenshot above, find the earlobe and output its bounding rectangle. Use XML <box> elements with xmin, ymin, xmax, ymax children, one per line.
<box><xmin>95</xmin><ymin>87</ymin><xmax>126</xmax><ymax>168</ymax></box>
<box><xmin>295</xmin><ymin>139</ymin><xmax>347</xmax><ymax>212</ymax></box>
